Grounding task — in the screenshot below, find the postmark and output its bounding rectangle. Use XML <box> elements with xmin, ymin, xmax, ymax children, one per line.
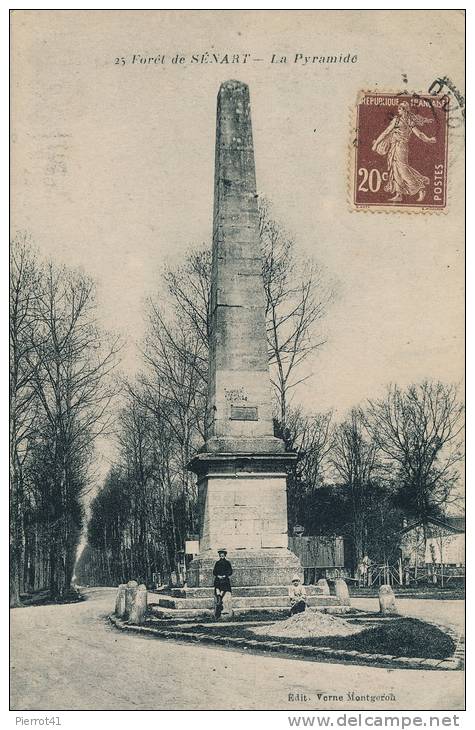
<box><xmin>351</xmin><ymin>91</ymin><xmax>449</xmax><ymax>212</ymax></box>
<box><xmin>427</xmin><ymin>76</ymin><xmax>465</xmax><ymax>165</ymax></box>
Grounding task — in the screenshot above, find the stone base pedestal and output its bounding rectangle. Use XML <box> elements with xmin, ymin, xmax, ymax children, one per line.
<box><xmin>187</xmin><ymin>548</ymin><xmax>302</xmax><ymax>588</ymax></box>
<box><xmin>187</xmin><ymin>451</ymin><xmax>300</xmax><ymax>588</ymax></box>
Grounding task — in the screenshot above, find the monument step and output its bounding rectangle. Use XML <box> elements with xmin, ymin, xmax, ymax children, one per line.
<box><xmin>155</xmin><ymin>594</ymin><xmax>340</xmax><ymax>610</ymax></box>
<box><xmin>150</xmin><ymin>605</ymin><xmax>351</xmax><ymax>620</ymax></box>
<box><xmin>153</xmin><ymin>584</ymin><xmax>326</xmax><ymax>599</ymax></box>
<box><xmin>151</xmin><ymin>607</ymin><xmax>214</xmax><ymax>619</ymax></box>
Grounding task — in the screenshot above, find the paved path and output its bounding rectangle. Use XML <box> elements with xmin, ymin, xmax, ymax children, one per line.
<box><xmin>10</xmin><ymin>588</ymin><xmax>464</xmax><ymax>711</ymax></box>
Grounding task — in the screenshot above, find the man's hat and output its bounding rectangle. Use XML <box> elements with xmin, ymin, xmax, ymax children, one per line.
<box><xmin>218</xmin><ymin>548</ymin><xmax>227</xmax><ymax>554</ymax></box>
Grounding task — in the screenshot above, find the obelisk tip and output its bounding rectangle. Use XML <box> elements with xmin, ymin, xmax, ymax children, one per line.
<box><xmin>219</xmin><ymin>79</ymin><xmax>249</xmax><ymax>95</ymax></box>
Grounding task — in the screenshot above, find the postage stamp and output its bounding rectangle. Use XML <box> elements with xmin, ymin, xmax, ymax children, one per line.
<box><xmin>351</xmin><ymin>92</ymin><xmax>449</xmax><ymax>212</ymax></box>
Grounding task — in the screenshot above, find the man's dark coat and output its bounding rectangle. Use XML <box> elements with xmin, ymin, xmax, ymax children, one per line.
<box><xmin>213</xmin><ymin>557</ymin><xmax>233</xmax><ymax>593</ymax></box>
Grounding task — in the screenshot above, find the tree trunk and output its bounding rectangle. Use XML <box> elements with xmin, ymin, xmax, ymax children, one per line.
<box><xmin>9</xmin><ymin>544</ymin><xmax>21</xmax><ymax>607</ymax></box>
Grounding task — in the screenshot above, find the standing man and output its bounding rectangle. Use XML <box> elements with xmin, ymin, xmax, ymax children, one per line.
<box><xmin>358</xmin><ymin>555</ymin><xmax>370</xmax><ymax>587</ymax></box>
<box><xmin>213</xmin><ymin>548</ymin><xmax>233</xmax><ymax>618</ymax></box>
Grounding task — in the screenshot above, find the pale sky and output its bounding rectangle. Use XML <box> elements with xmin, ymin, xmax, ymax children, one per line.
<box><xmin>11</xmin><ymin>10</ymin><xmax>464</xmax><ymax>425</ymax></box>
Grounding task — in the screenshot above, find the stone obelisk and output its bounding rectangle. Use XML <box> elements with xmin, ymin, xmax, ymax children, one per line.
<box><xmin>187</xmin><ymin>80</ymin><xmax>302</xmax><ymax>588</ymax></box>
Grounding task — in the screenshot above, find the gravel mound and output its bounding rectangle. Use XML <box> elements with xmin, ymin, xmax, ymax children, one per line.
<box><xmin>250</xmin><ymin>610</ymin><xmax>361</xmax><ymax>638</ymax></box>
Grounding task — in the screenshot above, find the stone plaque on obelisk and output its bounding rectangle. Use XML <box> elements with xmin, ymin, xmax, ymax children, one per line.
<box><xmin>187</xmin><ymin>80</ymin><xmax>302</xmax><ymax>588</ymax></box>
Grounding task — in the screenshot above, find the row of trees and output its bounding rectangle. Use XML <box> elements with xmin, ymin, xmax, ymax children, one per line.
<box><xmin>286</xmin><ymin>385</ymin><xmax>463</xmax><ymax>570</ymax></box>
<box><xmin>9</xmin><ymin>235</ymin><xmax>118</xmax><ymax>604</ymax></box>
<box><xmin>76</xmin><ymin>202</ymin><xmax>463</xmax><ymax>587</ymax></box>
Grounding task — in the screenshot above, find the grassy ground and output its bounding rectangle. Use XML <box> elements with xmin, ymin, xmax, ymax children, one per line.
<box><xmin>144</xmin><ymin>615</ymin><xmax>455</xmax><ymax>660</ymax></box>
<box><xmin>17</xmin><ymin>587</ymin><xmax>85</xmax><ymax>607</ymax></box>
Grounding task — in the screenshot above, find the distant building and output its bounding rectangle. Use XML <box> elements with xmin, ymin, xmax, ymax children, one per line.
<box><xmin>399</xmin><ymin>515</ymin><xmax>465</xmax><ymax>583</ymax></box>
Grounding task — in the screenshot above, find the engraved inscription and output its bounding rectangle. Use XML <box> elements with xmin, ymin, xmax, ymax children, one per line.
<box><xmin>224</xmin><ymin>387</ymin><xmax>248</xmax><ymax>402</ymax></box>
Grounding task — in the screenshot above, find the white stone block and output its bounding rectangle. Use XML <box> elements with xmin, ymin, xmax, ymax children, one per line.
<box><xmin>334</xmin><ymin>578</ymin><xmax>351</xmax><ymax>606</ymax></box>
<box><xmin>115</xmin><ymin>584</ymin><xmax>127</xmax><ymax>617</ymax></box>
<box><xmin>129</xmin><ymin>584</ymin><xmax>147</xmax><ymax>625</ymax></box>
<box><xmin>379</xmin><ymin>584</ymin><xmax>398</xmax><ymax>615</ymax></box>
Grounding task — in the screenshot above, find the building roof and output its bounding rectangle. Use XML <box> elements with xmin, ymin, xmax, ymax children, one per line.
<box><xmin>399</xmin><ymin>515</ymin><xmax>465</xmax><ymax>536</ymax></box>
<box><xmin>399</xmin><ymin>516</ymin><xmax>465</xmax><ymax>534</ymax></box>
<box><xmin>445</xmin><ymin>516</ymin><xmax>465</xmax><ymax>531</ymax></box>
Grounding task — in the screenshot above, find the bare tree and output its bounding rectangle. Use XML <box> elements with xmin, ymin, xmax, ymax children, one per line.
<box><xmin>30</xmin><ymin>262</ymin><xmax>120</xmax><ymax>597</ymax></box>
<box><xmin>142</xmin><ymin>299</ymin><xmax>208</xmax><ymax>441</ymax></box>
<box><xmin>282</xmin><ymin>409</ymin><xmax>333</xmax><ymax>528</ymax></box>
<box><xmin>278</xmin><ymin>407</ymin><xmax>334</xmax><ymax>528</ymax></box>
<box><xmin>367</xmin><ymin>381</ymin><xmax>464</xmax><ymax>533</ymax></box>
<box><xmin>259</xmin><ymin>199</ymin><xmax>333</xmax><ymax>426</ymax></box>
<box><xmin>288</xmin><ymin>408</ymin><xmax>334</xmax><ymax>488</ymax></box>
<box><xmin>141</xmin><ymin>303</ymin><xmax>206</xmax><ymax>526</ymax></box>
<box><xmin>330</xmin><ymin>407</ymin><xmax>381</xmax><ymax>568</ymax></box>
<box><xmin>9</xmin><ymin>235</ymin><xmax>41</xmax><ymax>605</ymax></box>
<box><xmin>10</xmin><ymin>236</ymin><xmax>120</xmax><ymax>600</ymax></box>
<box><xmin>163</xmin><ymin>247</ymin><xmax>211</xmax><ymax>353</ymax></box>
<box><xmin>83</xmin><ymin>384</ymin><xmax>182</xmax><ymax>586</ymax></box>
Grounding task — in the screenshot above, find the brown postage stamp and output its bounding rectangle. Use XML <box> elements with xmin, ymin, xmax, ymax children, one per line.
<box><xmin>352</xmin><ymin>92</ymin><xmax>449</xmax><ymax>212</ymax></box>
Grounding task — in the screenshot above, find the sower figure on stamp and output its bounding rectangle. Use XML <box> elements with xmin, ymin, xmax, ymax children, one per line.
<box><xmin>213</xmin><ymin>549</ymin><xmax>233</xmax><ymax>619</ymax></box>
<box><xmin>372</xmin><ymin>101</ymin><xmax>436</xmax><ymax>203</ymax></box>
<box><xmin>288</xmin><ymin>574</ymin><xmax>307</xmax><ymax>616</ymax></box>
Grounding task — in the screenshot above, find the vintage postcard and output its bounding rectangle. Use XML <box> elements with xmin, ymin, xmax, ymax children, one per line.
<box><xmin>9</xmin><ymin>9</ymin><xmax>465</xmax><ymax>717</ymax></box>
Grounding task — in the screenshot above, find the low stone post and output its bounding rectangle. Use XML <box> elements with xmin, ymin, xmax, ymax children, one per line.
<box><xmin>379</xmin><ymin>584</ymin><xmax>398</xmax><ymax>615</ymax></box>
<box><xmin>125</xmin><ymin>580</ymin><xmax>138</xmax><ymax>619</ymax></box>
<box><xmin>214</xmin><ymin>591</ymin><xmax>233</xmax><ymax>620</ymax></box>
<box><xmin>316</xmin><ymin>578</ymin><xmax>330</xmax><ymax>595</ymax></box>
<box><xmin>115</xmin><ymin>584</ymin><xmax>127</xmax><ymax>618</ymax></box>
<box><xmin>222</xmin><ymin>591</ymin><xmax>233</xmax><ymax>619</ymax></box>
<box><xmin>334</xmin><ymin>578</ymin><xmax>351</xmax><ymax>606</ymax></box>
<box><xmin>129</xmin><ymin>584</ymin><xmax>148</xmax><ymax>625</ymax></box>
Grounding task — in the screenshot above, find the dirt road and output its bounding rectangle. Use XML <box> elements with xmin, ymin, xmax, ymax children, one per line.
<box><xmin>10</xmin><ymin>588</ymin><xmax>464</xmax><ymax>711</ymax></box>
